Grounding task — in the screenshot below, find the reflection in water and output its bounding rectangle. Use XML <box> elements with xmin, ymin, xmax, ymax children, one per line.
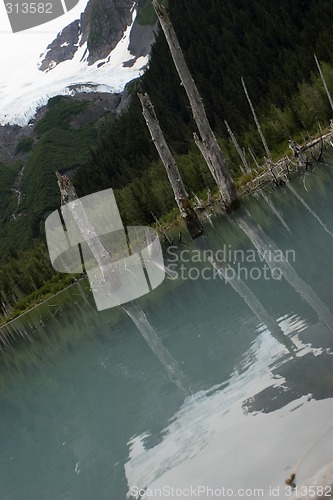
<box><xmin>245</xmin><ymin>349</ymin><xmax>333</xmax><ymax>414</ymax></box>
<box><xmin>260</xmin><ymin>190</ymin><xmax>291</xmax><ymax>233</ymax></box>
<box><xmin>234</xmin><ymin>210</ymin><xmax>333</xmax><ymax>334</ymax></box>
<box><xmin>122</xmin><ymin>301</ymin><xmax>191</xmax><ymax>396</ymax></box>
<box><xmin>1</xmin><ymin>166</ymin><xmax>333</xmax><ymax>499</ymax></box>
<box><xmin>125</xmin><ymin>329</ymin><xmax>333</xmax><ymax>497</ymax></box>
<box><xmin>125</xmin><ymin>330</ymin><xmax>285</xmax><ymax>492</ymax></box>
<box><xmin>196</xmin><ymin>236</ymin><xmax>297</xmax><ymax>357</ymax></box>
<box><xmin>286</xmin><ymin>182</ymin><xmax>333</xmax><ymax>238</ymax></box>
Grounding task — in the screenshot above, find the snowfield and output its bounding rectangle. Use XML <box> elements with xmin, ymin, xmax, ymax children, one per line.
<box><xmin>0</xmin><ymin>6</ymin><xmax>148</xmax><ymax>127</ymax></box>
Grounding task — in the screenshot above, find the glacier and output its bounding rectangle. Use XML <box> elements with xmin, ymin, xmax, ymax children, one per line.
<box><xmin>0</xmin><ymin>5</ymin><xmax>149</xmax><ymax>127</ymax></box>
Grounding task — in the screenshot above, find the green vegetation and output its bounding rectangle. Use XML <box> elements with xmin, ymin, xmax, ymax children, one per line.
<box><xmin>75</xmin><ymin>63</ymin><xmax>333</xmax><ymax>228</ymax></box>
<box><xmin>74</xmin><ymin>0</ymin><xmax>333</xmax><ymax>223</ymax></box>
<box><xmin>15</xmin><ymin>137</ymin><xmax>34</xmax><ymax>154</ymax></box>
<box><xmin>2</xmin><ymin>0</ymin><xmax>333</xmax><ymax>322</ymax></box>
<box><xmin>0</xmin><ymin>96</ymin><xmax>103</xmax><ymax>261</ymax></box>
<box><xmin>21</xmin><ymin>125</ymin><xmax>97</xmax><ymax>217</ymax></box>
<box><xmin>136</xmin><ymin>0</ymin><xmax>157</xmax><ymax>25</ymax></box>
<box><xmin>0</xmin><ymin>274</ymin><xmax>75</xmax><ymax>326</ymax></box>
<box><xmin>34</xmin><ymin>96</ymin><xmax>87</xmax><ymax>136</ymax></box>
<box><xmin>136</xmin><ymin>0</ymin><xmax>168</xmax><ymax>25</ymax></box>
<box><xmin>0</xmin><ymin>162</ymin><xmax>20</xmax><ymax>223</ymax></box>
<box><xmin>0</xmin><ymin>241</ymin><xmax>57</xmax><ymax>318</ymax></box>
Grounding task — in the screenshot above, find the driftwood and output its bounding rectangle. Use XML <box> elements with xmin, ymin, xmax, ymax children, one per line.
<box><xmin>238</xmin><ymin>128</ymin><xmax>333</xmax><ymax>196</ymax></box>
<box><xmin>152</xmin><ymin>0</ymin><xmax>239</xmax><ymax>211</ymax></box>
<box><xmin>138</xmin><ymin>93</ymin><xmax>203</xmax><ymax>238</ymax></box>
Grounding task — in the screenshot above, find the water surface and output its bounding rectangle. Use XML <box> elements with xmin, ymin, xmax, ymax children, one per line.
<box><xmin>1</xmin><ymin>155</ymin><xmax>333</xmax><ymax>499</ymax></box>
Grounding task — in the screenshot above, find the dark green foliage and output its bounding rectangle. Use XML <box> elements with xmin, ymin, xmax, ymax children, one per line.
<box><xmin>21</xmin><ymin>126</ymin><xmax>96</xmax><ymax>217</ymax></box>
<box><xmin>0</xmin><ymin>218</ymin><xmax>34</xmax><ymax>263</ymax></box>
<box><xmin>34</xmin><ymin>97</ymin><xmax>87</xmax><ymax>136</ymax></box>
<box><xmin>15</xmin><ymin>137</ymin><xmax>34</xmax><ymax>154</ymax></box>
<box><xmin>136</xmin><ymin>0</ymin><xmax>168</xmax><ymax>25</ymax></box>
<box><xmin>0</xmin><ymin>97</ymin><xmax>100</xmax><ymax>262</ymax></box>
<box><xmin>76</xmin><ymin>0</ymin><xmax>333</xmax><ymax>207</ymax></box>
<box><xmin>0</xmin><ymin>162</ymin><xmax>19</xmax><ymax>224</ymax></box>
<box><xmin>73</xmin><ymin>96</ymin><xmax>158</xmax><ymax>194</ymax></box>
<box><xmin>136</xmin><ymin>0</ymin><xmax>158</xmax><ymax>25</ymax></box>
<box><xmin>2</xmin><ymin>0</ymin><xmax>333</xmax><ymax>319</ymax></box>
<box><xmin>0</xmin><ymin>240</ymin><xmax>74</xmax><ymax>320</ymax></box>
<box><xmin>259</xmin><ymin>62</ymin><xmax>333</xmax><ymax>152</ymax></box>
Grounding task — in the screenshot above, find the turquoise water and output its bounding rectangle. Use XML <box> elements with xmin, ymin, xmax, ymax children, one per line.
<box><xmin>1</xmin><ymin>156</ymin><xmax>333</xmax><ymax>499</ymax></box>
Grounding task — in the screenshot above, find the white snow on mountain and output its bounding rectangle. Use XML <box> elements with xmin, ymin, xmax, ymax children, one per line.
<box><xmin>0</xmin><ymin>0</ymin><xmax>89</xmax><ymax>74</ymax></box>
<box><xmin>0</xmin><ymin>4</ymin><xmax>148</xmax><ymax>127</ymax></box>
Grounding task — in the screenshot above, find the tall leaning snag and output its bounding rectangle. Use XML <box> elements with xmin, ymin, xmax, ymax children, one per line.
<box><xmin>152</xmin><ymin>0</ymin><xmax>240</xmax><ymax>211</ymax></box>
<box><xmin>314</xmin><ymin>54</ymin><xmax>333</xmax><ymax>114</ymax></box>
<box><xmin>224</xmin><ymin>120</ymin><xmax>251</xmax><ymax>174</ymax></box>
<box><xmin>241</xmin><ymin>77</ymin><xmax>271</xmax><ymax>161</ymax></box>
<box><xmin>138</xmin><ymin>92</ymin><xmax>203</xmax><ymax>238</ymax></box>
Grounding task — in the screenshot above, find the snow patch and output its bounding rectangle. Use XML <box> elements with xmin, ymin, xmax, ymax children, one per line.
<box><xmin>0</xmin><ymin>4</ymin><xmax>148</xmax><ymax>126</ymax></box>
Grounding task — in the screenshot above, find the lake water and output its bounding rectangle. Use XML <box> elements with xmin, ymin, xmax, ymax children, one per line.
<box><xmin>1</xmin><ymin>154</ymin><xmax>333</xmax><ymax>499</ymax></box>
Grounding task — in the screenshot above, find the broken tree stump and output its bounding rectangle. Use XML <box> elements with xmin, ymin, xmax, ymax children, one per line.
<box><xmin>138</xmin><ymin>92</ymin><xmax>203</xmax><ymax>238</ymax></box>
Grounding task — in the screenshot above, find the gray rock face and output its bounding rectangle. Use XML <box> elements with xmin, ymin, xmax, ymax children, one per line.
<box><xmin>39</xmin><ymin>0</ymin><xmax>142</xmax><ymax>71</ymax></box>
<box><xmin>84</xmin><ymin>0</ymin><xmax>135</xmax><ymax>65</ymax></box>
<box><xmin>0</xmin><ymin>124</ymin><xmax>33</xmax><ymax>163</ymax></box>
<box><xmin>39</xmin><ymin>20</ymin><xmax>81</xmax><ymax>72</ymax></box>
<box><xmin>124</xmin><ymin>20</ymin><xmax>157</xmax><ymax>67</ymax></box>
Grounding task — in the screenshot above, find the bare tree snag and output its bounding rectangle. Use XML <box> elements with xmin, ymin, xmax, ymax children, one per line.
<box><xmin>56</xmin><ymin>172</ymin><xmax>121</xmax><ymax>294</ymax></box>
<box><xmin>152</xmin><ymin>0</ymin><xmax>240</xmax><ymax>211</ymax></box>
<box><xmin>241</xmin><ymin>77</ymin><xmax>272</xmax><ymax>161</ymax></box>
<box><xmin>55</xmin><ymin>173</ymin><xmax>190</xmax><ymax>394</ymax></box>
<box><xmin>249</xmin><ymin>148</ymin><xmax>260</xmax><ymax>170</ymax></box>
<box><xmin>138</xmin><ymin>93</ymin><xmax>203</xmax><ymax>238</ymax></box>
<box><xmin>314</xmin><ymin>54</ymin><xmax>333</xmax><ymax>114</ymax></box>
<box><xmin>224</xmin><ymin>120</ymin><xmax>251</xmax><ymax>173</ymax></box>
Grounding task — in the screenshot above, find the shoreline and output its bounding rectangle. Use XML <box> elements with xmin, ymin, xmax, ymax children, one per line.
<box><xmin>0</xmin><ymin>280</ymin><xmax>79</xmax><ymax>330</ymax></box>
<box><xmin>1</xmin><ymin>128</ymin><xmax>332</xmax><ymax>333</ymax></box>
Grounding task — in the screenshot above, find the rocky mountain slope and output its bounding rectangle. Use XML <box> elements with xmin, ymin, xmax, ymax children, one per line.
<box><xmin>39</xmin><ymin>0</ymin><xmax>156</xmax><ymax>71</ymax></box>
<box><xmin>0</xmin><ymin>0</ymin><xmax>159</xmax><ymax>260</ymax></box>
<box><xmin>0</xmin><ymin>0</ymin><xmax>157</xmax><ymax>127</ymax></box>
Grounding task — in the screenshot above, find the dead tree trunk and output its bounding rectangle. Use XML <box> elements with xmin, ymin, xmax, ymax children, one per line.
<box><xmin>55</xmin><ymin>173</ymin><xmax>191</xmax><ymax>394</ymax></box>
<box><xmin>138</xmin><ymin>93</ymin><xmax>203</xmax><ymax>238</ymax></box>
<box><xmin>56</xmin><ymin>172</ymin><xmax>121</xmax><ymax>295</ymax></box>
<box><xmin>224</xmin><ymin>120</ymin><xmax>251</xmax><ymax>173</ymax></box>
<box><xmin>241</xmin><ymin>77</ymin><xmax>271</xmax><ymax>161</ymax></box>
<box><xmin>248</xmin><ymin>148</ymin><xmax>260</xmax><ymax>169</ymax></box>
<box><xmin>314</xmin><ymin>54</ymin><xmax>333</xmax><ymax>114</ymax></box>
<box><xmin>152</xmin><ymin>0</ymin><xmax>239</xmax><ymax>211</ymax></box>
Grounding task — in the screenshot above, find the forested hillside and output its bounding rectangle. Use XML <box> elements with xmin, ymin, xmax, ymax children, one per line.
<box><xmin>74</xmin><ymin>0</ymin><xmax>333</xmax><ymax>223</ymax></box>
<box><xmin>1</xmin><ymin>0</ymin><xmax>333</xmax><ymax>319</ymax></box>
